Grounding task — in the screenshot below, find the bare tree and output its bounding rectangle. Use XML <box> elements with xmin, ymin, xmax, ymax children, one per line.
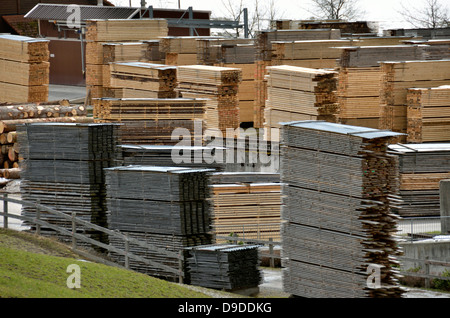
<box><xmin>308</xmin><ymin>0</ymin><xmax>364</xmax><ymax>21</ymax></box>
<box><xmin>399</xmin><ymin>0</ymin><xmax>449</xmax><ymax>28</ymax></box>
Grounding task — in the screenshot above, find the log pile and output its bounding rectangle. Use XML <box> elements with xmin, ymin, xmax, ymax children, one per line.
<box><xmin>379</xmin><ymin>60</ymin><xmax>450</xmax><ymax>141</ymax></box>
<box><xmin>263</xmin><ymin>65</ymin><xmax>338</xmax><ymax>141</ymax></box>
<box><xmin>85</xmin><ymin>19</ymin><xmax>168</xmax><ymax>99</ymax></box>
<box><xmin>185</xmin><ymin>244</ymin><xmax>261</xmax><ymax>291</ymax></box>
<box><xmin>209</xmin><ymin>181</ymin><xmax>282</xmax><ymax>242</ymax></box>
<box><xmin>106</xmin><ymin>62</ymin><xmax>178</xmax><ymax>99</ymax></box>
<box><xmin>406</xmin><ymin>85</ymin><xmax>450</xmax><ymax>142</ymax></box>
<box><xmin>105</xmin><ymin>165</ymin><xmax>214</xmax><ymax>281</ymax></box>
<box><xmin>18</xmin><ymin>123</ymin><xmax>120</xmax><ymax>247</ymax></box>
<box><xmin>0</xmin><ymin>34</ymin><xmax>49</xmax><ymax>103</ymax></box>
<box><xmin>93</xmin><ymin>97</ymin><xmax>207</xmax><ymax>145</ymax></box>
<box><xmin>177</xmin><ymin>65</ymin><xmax>242</xmax><ymax>134</ymax></box>
<box><xmin>280</xmin><ymin>120</ymin><xmax>405</xmax><ymax>298</ymax></box>
<box><xmin>389</xmin><ymin>143</ymin><xmax>450</xmax><ymax>217</ymax></box>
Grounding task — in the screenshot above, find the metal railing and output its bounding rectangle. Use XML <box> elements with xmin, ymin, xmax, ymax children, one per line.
<box><xmin>397</xmin><ymin>216</ymin><xmax>450</xmax><ymax>242</ymax></box>
<box><xmin>0</xmin><ymin>193</ymin><xmax>185</xmax><ymax>282</ymax></box>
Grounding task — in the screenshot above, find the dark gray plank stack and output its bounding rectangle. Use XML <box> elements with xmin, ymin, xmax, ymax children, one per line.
<box><xmin>185</xmin><ymin>244</ymin><xmax>261</xmax><ymax>291</ymax></box>
<box><xmin>280</xmin><ymin>120</ymin><xmax>405</xmax><ymax>298</ymax></box>
<box><xmin>389</xmin><ymin>143</ymin><xmax>450</xmax><ymax>217</ymax></box>
<box><xmin>105</xmin><ymin>165</ymin><xmax>215</xmax><ymax>281</ymax></box>
<box><xmin>17</xmin><ymin>123</ymin><xmax>120</xmax><ymax>245</ymax></box>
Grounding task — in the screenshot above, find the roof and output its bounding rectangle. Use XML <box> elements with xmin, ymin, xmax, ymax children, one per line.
<box><xmin>388</xmin><ymin>143</ymin><xmax>450</xmax><ymax>154</ymax></box>
<box><xmin>24</xmin><ymin>3</ymin><xmax>139</xmax><ymax>21</ymax></box>
<box><xmin>281</xmin><ymin>120</ymin><xmax>405</xmax><ymax>140</ymax></box>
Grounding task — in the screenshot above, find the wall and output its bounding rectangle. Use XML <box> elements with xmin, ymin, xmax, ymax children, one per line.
<box><xmin>400</xmin><ymin>240</ymin><xmax>450</xmax><ymax>274</ymax></box>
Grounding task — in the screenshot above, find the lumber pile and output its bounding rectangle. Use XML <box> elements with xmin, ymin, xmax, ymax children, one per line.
<box><xmin>389</xmin><ymin>143</ymin><xmax>450</xmax><ymax>217</ymax></box>
<box><xmin>280</xmin><ymin>121</ymin><xmax>405</xmax><ymax>298</ymax></box>
<box><xmin>105</xmin><ymin>165</ymin><xmax>214</xmax><ymax>281</ymax></box>
<box><xmin>0</xmin><ymin>34</ymin><xmax>49</xmax><ymax>103</ymax></box>
<box><xmin>271</xmin><ymin>39</ymin><xmax>351</xmax><ymax>69</ymax></box>
<box><xmin>159</xmin><ymin>36</ymin><xmax>211</xmax><ymax>66</ymax></box>
<box><xmin>379</xmin><ymin>60</ymin><xmax>450</xmax><ymax>140</ymax></box>
<box><xmin>106</xmin><ymin>62</ymin><xmax>177</xmax><ymax>98</ymax></box>
<box><xmin>0</xmin><ymin>102</ymin><xmax>89</xmax><ymax>173</ymax></box>
<box><xmin>185</xmin><ymin>244</ymin><xmax>261</xmax><ymax>291</ymax></box>
<box><xmin>406</xmin><ymin>85</ymin><xmax>450</xmax><ymax>142</ymax></box>
<box><xmin>85</xmin><ymin>19</ymin><xmax>168</xmax><ymax>99</ymax></box>
<box><xmin>253</xmin><ymin>28</ymin><xmax>341</xmax><ymax>128</ymax></box>
<box><xmin>177</xmin><ymin>65</ymin><xmax>242</xmax><ymax>134</ymax></box>
<box><xmin>93</xmin><ymin>97</ymin><xmax>207</xmax><ymax>145</ymax></box>
<box><xmin>119</xmin><ymin>144</ymin><xmax>226</xmax><ymax>172</ymax></box>
<box><xmin>209</xmin><ymin>181</ymin><xmax>282</xmax><ymax>242</ymax></box>
<box><xmin>263</xmin><ymin>65</ymin><xmax>338</xmax><ymax>141</ymax></box>
<box><xmin>18</xmin><ymin>123</ymin><xmax>120</xmax><ymax>247</ymax></box>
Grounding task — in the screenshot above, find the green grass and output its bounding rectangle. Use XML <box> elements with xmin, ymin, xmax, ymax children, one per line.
<box><xmin>0</xmin><ymin>228</ymin><xmax>211</xmax><ymax>298</ymax></box>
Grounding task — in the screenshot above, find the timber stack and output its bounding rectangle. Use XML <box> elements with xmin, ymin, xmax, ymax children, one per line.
<box><xmin>0</xmin><ymin>34</ymin><xmax>49</xmax><ymax>103</ymax></box>
<box><xmin>185</xmin><ymin>244</ymin><xmax>261</xmax><ymax>291</ymax></box>
<box><xmin>177</xmin><ymin>65</ymin><xmax>242</xmax><ymax>134</ymax></box>
<box><xmin>105</xmin><ymin>165</ymin><xmax>214</xmax><ymax>281</ymax></box>
<box><xmin>263</xmin><ymin>65</ymin><xmax>338</xmax><ymax>141</ymax></box>
<box><xmin>159</xmin><ymin>36</ymin><xmax>210</xmax><ymax>66</ymax></box>
<box><xmin>389</xmin><ymin>143</ymin><xmax>450</xmax><ymax>217</ymax></box>
<box><xmin>106</xmin><ymin>62</ymin><xmax>177</xmax><ymax>99</ymax></box>
<box><xmin>280</xmin><ymin>121</ymin><xmax>405</xmax><ymax>298</ymax></box>
<box><xmin>406</xmin><ymin>85</ymin><xmax>450</xmax><ymax>143</ymax></box>
<box><xmin>93</xmin><ymin>97</ymin><xmax>207</xmax><ymax>145</ymax></box>
<box><xmin>18</xmin><ymin>123</ymin><xmax>120</xmax><ymax>248</ymax></box>
<box><xmin>379</xmin><ymin>59</ymin><xmax>450</xmax><ymax>141</ymax></box>
<box><xmin>85</xmin><ymin>19</ymin><xmax>168</xmax><ymax>99</ymax></box>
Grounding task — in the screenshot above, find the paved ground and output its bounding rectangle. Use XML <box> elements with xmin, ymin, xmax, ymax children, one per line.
<box><xmin>48</xmin><ymin>84</ymin><xmax>86</xmax><ymax>102</ymax></box>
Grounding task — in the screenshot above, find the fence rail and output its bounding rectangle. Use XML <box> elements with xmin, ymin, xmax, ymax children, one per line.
<box><xmin>0</xmin><ymin>193</ymin><xmax>185</xmax><ymax>282</ymax></box>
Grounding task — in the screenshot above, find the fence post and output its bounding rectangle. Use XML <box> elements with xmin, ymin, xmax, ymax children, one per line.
<box><xmin>178</xmin><ymin>250</ymin><xmax>184</xmax><ymax>284</ymax></box>
<box><xmin>410</xmin><ymin>218</ymin><xmax>414</xmax><ymax>243</ymax></box>
<box><xmin>125</xmin><ymin>233</ymin><xmax>130</xmax><ymax>270</ymax></box>
<box><xmin>71</xmin><ymin>212</ymin><xmax>77</xmax><ymax>250</ymax></box>
<box><xmin>2</xmin><ymin>193</ymin><xmax>8</xmax><ymax>229</ymax></box>
<box><xmin>269</xmin><ymin>238</ymin><xmax>274</xmax><ymax>268</ymax></box>
<box><xmin>425</xmin><ymin>256</ymin><xmax>431</xmax><ymax>289</ymax></box>
<box><xmin>35</xmin><ymin>199</ymin><xmax>41</xmax><ymax>236</ymax></box>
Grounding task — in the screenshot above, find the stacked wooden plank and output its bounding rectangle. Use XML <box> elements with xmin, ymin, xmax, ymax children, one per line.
<box><xmin>263</xmin><ymin>65</ymin><xmax>338</xmax><ymax>141</ymax></box>
<box><xmin>209</xmin><ymin>180</ymin><xmax>282</xmax><ymax>242</ymax></box>
<box><xmin>406</xmin><ymin>85</ymin><xmax>450</xmax><ymax>142</ymax></box>
<box><xmin>271</xmin><ymin>39</ymin><xmax>351</xmax><ymax>69</ymax></box>
<box><xmin>94</xmin><ymin>97</ymin><xmax>207</xmax><ymax>145</ymax></box>
<box><xmin>0</xmin><ymin>34</ymin><xmax>49</xmax><ymax>103</ymax></box>
<box><xmin>253</xmin><ymin>28</ymin><xmax>341</xmax><ymax>128</ymax></box>
<box><xmin>379</xmin><ymin>60</ymin><xmax>450</xmax><ymax>140</ymax></box>
<box><xmin>177</xmin><ymin>65</ymin><xmax>242</xmax><ymax>133</ymax></box>
<box><xmin>0</xmin><ymin>102</ymin><xmax>88</xmax><ymax>172</ymax></box>
<box><xmin>337</xmin><ymin>45</ymin><xmax>450</xmax><ymax>129</ymax></box>
<box><xmin>159</xmin><ymin>36</ymin><xmax>212</xmax><ymax>66</ymax></box>
<box><xmin>185</xmin><ymin>244</ymin><xmax>261</xmax><ymax>291</ymax></box>
<box><xmin>18</xmin><ymin>123</ymin><xmax>120</xmax><ymax>246</ymax></box>
<box><xmin>119</xmin><ymin>144</ymin><xmax>226</xmax><ymax>172</ymax></box>
<box><xmin>105</xmin><ymin>165</ymin><xmax>214</xmax><ymax>280</ymax></box>
<box><xmin>389</xmin><ymin>143</ymin><xmax>450</xmax><ymax>217</ymax></box>
<box><xmin>280</xmin><ymin>121</ymin><xmax>405</xmax><ymax>298</ymax></box>
<box><xmin>106</xmin><ymin>62</ymin><xmax>177</xmax><ymax>99</ymax></box>
<box><xmin>85</xmin><ymin>19</ymin><xmax>168</xmax><ymax>99</ymax></box>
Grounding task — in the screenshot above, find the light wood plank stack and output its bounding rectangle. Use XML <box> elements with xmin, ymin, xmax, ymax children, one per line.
<box><xmin>379</xmin><ymin>60</ymin><xmax>450</xmax><ymax>141</ymax></box>
<box><xmin>389</xmin><ymin>143</ymin><xmax>450</xmax><ymax>217</ymax></box>
<box><xmin>0</xmin><ymin>34</ymin><xmax>49</xmax><ymax>103</ymax></box>
<box><xmin>209</xmin><ymin>182</ymin><xmax>282</xmax><ymax>242</ymax></box>
<box><xmin>281</xmin><ymin>121</ymin><xmax>405</xmax><ymax>298</ymax></box>
<box><xmin>406</xmin><ymin>85</ymin><xmax>450</xmax><ymax>142</ymax></box>
<box><xmin>93</xmin><ymin>97</ymin><xmax>207</xmax><ymax>145</ymax></box>
<box><xmin>106</xmin><ymin>62</ymin><xmax>177</xmax><ymax>98</ymax></box>
<box><xmin>159</xmin><ymin>36</ymin><xmax>215</xmax><ymax>66</ymax></box>
<box><xmin>177</xmin><ymin>65</ymin><xmax>242</xmax><ymax>134</ymax></box>
<box><xmin>85</xmin><ymin>19</ymin><xmax>168</xmax><ymax>99</ymax></box>
<box><xmin>263</xmin><ymin>65</ymin><xmax>338</xmax><ymax>141</ymax></box>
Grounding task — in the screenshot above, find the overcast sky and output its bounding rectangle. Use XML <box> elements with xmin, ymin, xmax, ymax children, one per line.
<box><xmin>108</xmin><ymin>0</ymin><xmax>431</xmax><ymax>31</ymax></box>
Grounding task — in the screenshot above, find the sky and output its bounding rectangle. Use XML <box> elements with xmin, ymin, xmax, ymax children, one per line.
<box><xmin>107</xmin><ymin>0</ymin><xmax>432</xmax><ymax>31</ymax></box>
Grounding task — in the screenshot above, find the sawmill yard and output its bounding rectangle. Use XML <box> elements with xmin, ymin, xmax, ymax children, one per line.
<box><xmin>1</xmin><ymin>3</ymin><xmax>450</xmax><ymax>300</ymax></box>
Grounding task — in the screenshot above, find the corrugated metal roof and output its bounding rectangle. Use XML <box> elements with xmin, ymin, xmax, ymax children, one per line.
<box><xmin>24</xmin><ymin>3</ymin><xmax>139</xmax><ymax>21</ymax></box>
<box><xmin>281</xmin><ymin>120</ymin><xmax>405</xmax><ymax>140</ymax></box>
